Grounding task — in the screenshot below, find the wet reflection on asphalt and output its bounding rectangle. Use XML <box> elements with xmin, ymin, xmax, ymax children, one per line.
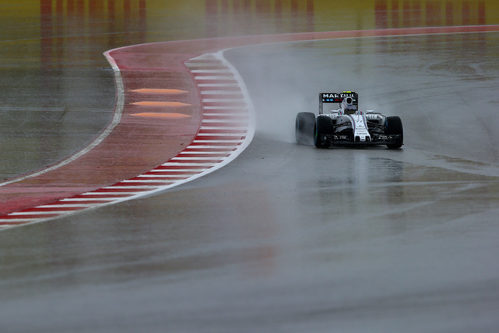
<box><xmin>1</xmin><ymin>28</ymin><xmax>499</xmax><ymax>333</ymax></box>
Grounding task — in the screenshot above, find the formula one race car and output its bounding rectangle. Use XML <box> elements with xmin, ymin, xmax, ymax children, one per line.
<box><xmin>295</xmin><ymin>91</ymin><xmax>403</xmax><ymax>149</ymax></box>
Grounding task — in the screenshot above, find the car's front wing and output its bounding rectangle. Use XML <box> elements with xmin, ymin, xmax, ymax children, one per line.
<box><xmin>329</xmin><ymin>134</ymin><xmax>402</xmax><ymax>146</ymax></box>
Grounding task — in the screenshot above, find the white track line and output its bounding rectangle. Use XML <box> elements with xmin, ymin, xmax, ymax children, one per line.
<box><xmin>101</xmin><ymin>186</ymin><xmax>158</xmax><ymax>189</ymax></box>
<box><xmin>191</xmin><ymin>69</ymin><xmax>231</xmax><ymax>74</ymax></box>
<box><xmin>161</xmin><ymin>162</ymin><xmax>216</xmax><ymax>166</ymax></box>
<box><xmin>171</xmin><ymin>157</ymin><xmax>223</xmax><ymax>161</ymax></box>
<box><xmin>9</xmin><ymin>212</ymin><xmax>65</xmax><ymax>216</ymax></box>
<box><xmin>200</xmin><ymin>90</ymin><xmax>242</xmax><ymax>95</ymax></box>
<box><xmin>0</xmin><ymin>219</ymin><xmax>38</xmax><ymax>223</ymax></box>
<box><xmin>202</xmin><ymin>106</ymin><xmax>245</xmax><ymax>110</ymax></box>
<box><xmin>202</xmin><ymin>113</ymin><xmax>248</xmax><ymax>116</ymax></box>
<box><xmin>90</xmin><ymin>191</ymin><xmax>145</xmax><ymax>195</ymax></box>
<box><xmin>184</xmin><ymin>63</ymin><xmax>221</xmax><ymax>68</ymax></box>
<box><xmin>201</xmin><ymin>119</ymin><xmax>248</xmax><ymax>124</ymax></box>
<box><xmin>38</xmin><ymin>204</ymin><xmax>94</xmax><ymax>208</ymax></box>
<box><xmin>180</xmin><ymin>151</ymin><xmax>231</xmax><ymax>155</ymax></box>
<box><xmin>201</xmin><ymin>98</ymin><xmax>244</xmax><ymax>103</ymax></box>
<box><xmin>0</xmin><ymin>52</ymin><xmax>125</xmax><ymax>188</ymax></box>
<box><xmin>195</xmin><ymin>76</ymin><xmax>234</xmax><ymax>80</ymax></box>
<box><xmin>198</xmin><ymin>83</ymin><xmax>239</xmax><ymax>88</ymax></box>
<box><xmin>120</xmin><ymin>180</ymin><xmax>175</xmax><ymax>183</ymax></box>
<box><xmin>200</xmin><ymin>126</ymin><xmax>247</xmax><ymax>130</ymax></box>
<box><xmin>192</xmin><ymin>140</ymin><xmax>244</xmax><ymax>143</ymax></box>
<box><xmin>61</xmin><ymin>198</ymin><xmax>118</xmax><ymax>202</ymax></box>
<box><xmin>137</xmin><ymin>173</ymin><xmax>195</xmax><ymax>176</ymax></box>
<box><xmin>186</xmin><ymin>145</ymin><xmax>237</xmax><ymax>149</ymax></box>
<box><xmin>147</xmin><ymin>169</ymin><xmax>205</xmax><ymax>173</ymax></box>
<box><xmin>197</xmin><ymin>133</ymin><xmax>246</xmax><ymax>137</ymax></box>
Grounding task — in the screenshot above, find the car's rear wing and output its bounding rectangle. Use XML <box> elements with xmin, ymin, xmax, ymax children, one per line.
<box><xmin>319</xmin><ymin>91</ymin><xmax>358</xmax><ymax>114</ymax></box>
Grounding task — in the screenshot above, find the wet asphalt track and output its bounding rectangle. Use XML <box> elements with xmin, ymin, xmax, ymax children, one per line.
<box><xmin>0</xmin><ymin>20</ymin><xmax>116</xmax><ymax>181</ymax></box>
<box><xmin>1</xmin><ymin>32</ymin><xmax>499</xmax><ymax>332</ymax></box>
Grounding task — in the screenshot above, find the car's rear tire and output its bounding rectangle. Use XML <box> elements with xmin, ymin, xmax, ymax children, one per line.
<box><xmin>295</xmin><ymin>112</ymin><xmax>315</xmax><ymax>145</ymax></box>
<box><xmin>314</xmin><ymin>116</ymin><xmax>333</xmax><ymax>148</ymax></box>
<box><xmin>385</xmin><ymin>116</ymin><xmax>403</xmax><ymax>149</ymax></box>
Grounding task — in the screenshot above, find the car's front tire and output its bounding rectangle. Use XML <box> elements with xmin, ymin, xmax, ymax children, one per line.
<box><xmin>314</xmin><ymin>116</ymin><xmax>333</xmax><ymax>149</ymax></box>
<box><xmin>385</xmin><ymin>116</ymin><xmax>403</xmax><ymax>149</ymax></box>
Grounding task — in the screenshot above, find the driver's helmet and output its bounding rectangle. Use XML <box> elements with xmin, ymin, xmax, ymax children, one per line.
<box><xmin>342</xmin><ymin>97</ymin><xmax>357</xmax><ymax>115</ymax></box>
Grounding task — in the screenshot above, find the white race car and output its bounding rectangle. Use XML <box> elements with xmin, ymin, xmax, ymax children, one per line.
<box><xmin>295</xmin><ymin>91</ymin><xmax>403</xmax><ymax>149</ymax></box>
